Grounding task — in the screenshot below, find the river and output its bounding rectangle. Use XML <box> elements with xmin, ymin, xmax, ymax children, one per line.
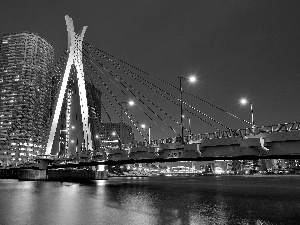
<box><xmin>0</xmin><ymin>176</ymin><xmax>299</xmax><ymax>225</ymax></box>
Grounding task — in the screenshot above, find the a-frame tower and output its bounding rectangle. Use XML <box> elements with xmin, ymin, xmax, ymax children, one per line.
<box><xmin>45</xmin><ymin>15</ymin><xmax>92</xmax><ymax>155</ymax></box>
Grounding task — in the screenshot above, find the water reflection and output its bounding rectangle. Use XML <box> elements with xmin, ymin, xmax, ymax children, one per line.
<box><xmin>0</xmin><ymin>176</ymin><xmax>300</xmax><ymax>224</ymax></box>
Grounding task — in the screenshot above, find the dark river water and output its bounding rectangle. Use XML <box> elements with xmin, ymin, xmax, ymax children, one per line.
<box><xmin>0</xmin><ymin>176</ymin><xmax>300</xmax><ymax>225</ymax></box>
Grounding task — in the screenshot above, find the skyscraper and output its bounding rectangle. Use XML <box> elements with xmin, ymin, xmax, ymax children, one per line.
<box><xmin>0</xmin><ymin>32</ymin><xmax>54</xmax><ymax>164</ymax></box>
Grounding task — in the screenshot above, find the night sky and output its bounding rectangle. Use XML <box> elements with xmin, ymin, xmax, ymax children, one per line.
<box><xmin>1</xmin><ymin>0</ymin><xmax>300</xmax><ymax>141</ymax></box>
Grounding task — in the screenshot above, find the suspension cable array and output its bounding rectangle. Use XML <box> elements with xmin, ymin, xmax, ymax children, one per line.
<box><xmin>82</xmin><ymin>45</ymin><xmax>232</xmax><ymax>132</ymax></box>
<box><xmin>50</xmin><ymin>42</ymin><xmax>252</xmax><ymax>145</ymax></box>
<box><xmin>83</xmin><ymin>42</ymin><xmax>252</xmax><ymax>125</ymax></box>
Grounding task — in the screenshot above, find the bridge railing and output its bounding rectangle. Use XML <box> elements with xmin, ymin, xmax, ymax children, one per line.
<box><xmin>189</xmin><ymin>121</ymin><xmax>300</xmax><ymax>142</ymax></box>
<box><xmin>144</xmin><ymin>122</ymin><xmax>300</xmax><ymax>147</ymax></box>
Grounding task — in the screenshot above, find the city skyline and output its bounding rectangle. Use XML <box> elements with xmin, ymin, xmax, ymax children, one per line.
<box><xmin>1</xmin><ymin>1</ymin><xmax>300</xmax><ymax>141</ymax></box>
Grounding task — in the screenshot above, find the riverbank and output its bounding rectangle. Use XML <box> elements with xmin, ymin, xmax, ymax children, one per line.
<box><xmin>0</xmin><ymin>168</ymin><xmax>108</xmax><ymax>181</ymax></box>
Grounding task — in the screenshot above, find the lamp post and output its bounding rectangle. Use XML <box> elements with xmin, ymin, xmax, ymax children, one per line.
<box><xmin>119</xmin><ymin>100</ymin><xmax>134</xmax><ymax>150</ymax></box>
<box><xmin>141</xmin><ymin>124</ymin><xmax>151</xmax><ymax>145</ymax></box>
<box><xmin>178</xmin><ymin>75</ymin><xmax>197</xmax><ymax>145</ymax></box>
<box><xmin>188</xmin><ymin>116</ymin><xmax>192</xmax><ymax>135</ymax></box>
<box><xmin>239</xmin><ymin>98</ymin><xmax>255</xmax><ymax>128</ymax></box>
<box><xmin>4</xmin><ymin>152</ymin><xmax>8</xmax><ymax>165</ymax></box>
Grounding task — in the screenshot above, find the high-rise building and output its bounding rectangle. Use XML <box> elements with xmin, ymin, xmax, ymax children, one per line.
<box><xmin>0</xmin><ymin>32</ymin><xmax>54</xmax><ymax>164</ymax></box>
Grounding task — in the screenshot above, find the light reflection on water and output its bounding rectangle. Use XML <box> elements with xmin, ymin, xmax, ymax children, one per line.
<box><xmin>0</xmin><ymin>176</ymin><xmax>300</xmax><ymax>225</ymax></box>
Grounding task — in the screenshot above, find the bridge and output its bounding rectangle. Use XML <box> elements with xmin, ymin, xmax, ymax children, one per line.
<box><xmin>38</xmin><ymin>16</ymin><xmax>300</xmax><ymax>168</ymax></box>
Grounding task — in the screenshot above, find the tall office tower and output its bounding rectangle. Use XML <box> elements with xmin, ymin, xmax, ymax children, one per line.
<box><xmin>0</xmin><ymin>32</ymin><xmax>54</xmax><ymax>164</ymax></box>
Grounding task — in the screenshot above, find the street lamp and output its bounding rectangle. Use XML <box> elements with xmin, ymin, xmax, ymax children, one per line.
<box><xmin>4</xmin><ymin>152</ymin><xmax>8</xmax><ymax>166</ymax></box>
<box><xmin>141</xmin><ymin>124</ymin><xmax>151</xmax><ymax>145</ymax></box>
<box><xmin>187</xmin><ymin>116</ymin><xmax>192</xmax><ymax>136</ymax></box>
<box><xmin>239</xmin><ymin>98</ymin><xmax>255</xmax><ymax>128</ymax></box>
<box><xmin>119</xmin><ymin>100</ymin><xmax>135</xmax><ymax>150</ymax></box>
<box><xmin>178</xmin><ymin>75</ymin><xmax>197</xmax><ymax>145</ymax></box>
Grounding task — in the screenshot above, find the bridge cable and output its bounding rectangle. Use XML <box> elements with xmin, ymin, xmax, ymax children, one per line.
<box><xmin>82</xmin><ymin>48</ymin><xmax>181</xmax><ymax>138</ymax></box>
<box><xmin>83</xmin><ymin>46</ymin><xmax>227</xmax><ymax>130</ymax></box>
<box><xmin>82</xmin><ymin>57</ymin><xmax>131</xmax><ymax>141</ymax></box>
<box><xmin>82</xmin><ymin>53</ymin><xmax>147</xmax><ymax>142</ymax></box>
<box><xmin>83</xmin><ymin>42</ymin><xmax>251</xmax><ymax>126</ymax></box>
<box><xmin>82</xmin><ymin>53</ymin><xmax>154</xmax><ymax>142</ymax></box>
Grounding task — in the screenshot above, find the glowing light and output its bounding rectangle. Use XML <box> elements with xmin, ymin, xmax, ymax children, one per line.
<box><xmin>95</xmin><ymin>135</ymin><xmax>99</xmax><ymax>138</ymax></box>
<box><xmin>141</xmin><ymin>124</ymin><xmax>146</xmax><ymax>129</ymax></box>
<box><xmin>112</xmin><ymin>131</ymin><xmax>117</xmax><ymax>136</ymax></box>
<box><xmin>97</xmin><ymin>165</ymin><xmax>105</xmax><ymax>171</ymax></box>
<box><xmin>214</xmin><ymin>167</ymin><xmax>224</xmax><ymax>175</ymax></box>
<box><xmin>189</xmin><ymin>75</ymin><xmax>197</xmax><ymax>82</ymax></box>
<box><xmin>240</xmin><ymin>98</ymin><xmax>248</xmax><ymax>105</ymax></box>
<box><xmin>128</xmin><ymin>100</ymin><xmax>135</xmax><ymax>106</ymax></box>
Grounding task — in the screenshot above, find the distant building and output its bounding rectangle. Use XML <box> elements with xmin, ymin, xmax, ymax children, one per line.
<box><xmin>100</xmin><ymin>122</ymin><xmax>134</xmax><ymax>146</ymax></box>
<box><xmin>214</xmin><ymin>160</ymin><xmax>232</xmax><ymax>174</ymax></box>
<box><xmin>204</xmin><ymin>162</ymin><xmax>214</xmax><ymax>174</ymax></box>
<box><xmin>232</xmin><ymin>160</ymin><xmax>242</xmax><ymax>174</ymax></box>
<box><xmin>0</xmin><ymin>32</ymin><xmax>54</xmax><ymax>163</ymax></box>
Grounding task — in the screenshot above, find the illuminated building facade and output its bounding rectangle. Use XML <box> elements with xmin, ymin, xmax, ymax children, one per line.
<box><xmin>0</xmin><ymin>32</ymin><xmax>54</xmax><ymax>164</ymax></box>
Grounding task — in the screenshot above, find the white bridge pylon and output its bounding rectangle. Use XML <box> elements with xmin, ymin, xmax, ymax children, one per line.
<box><xmin>45</xmin><ymin>15</ymin><xmax>92</xmax><ymax>155</ymax></box>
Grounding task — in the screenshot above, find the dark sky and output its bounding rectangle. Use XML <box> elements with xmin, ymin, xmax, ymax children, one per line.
<box><xmin>1</xmin><ymin>0</ymin><xmax>300</xmax><ymax>141</ymax></box>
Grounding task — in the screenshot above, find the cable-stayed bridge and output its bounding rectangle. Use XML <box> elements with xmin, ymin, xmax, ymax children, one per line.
<box><xmin>44</xmin><ymin>16</ymin><xmax>300</xmax><ymax>167</ymax></box>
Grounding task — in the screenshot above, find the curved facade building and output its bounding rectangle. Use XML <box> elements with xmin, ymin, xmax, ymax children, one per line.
<box><xmin>0</xmin><ymin>32</ymin><xmax>54</xmax><ymax>164</ymax></box>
